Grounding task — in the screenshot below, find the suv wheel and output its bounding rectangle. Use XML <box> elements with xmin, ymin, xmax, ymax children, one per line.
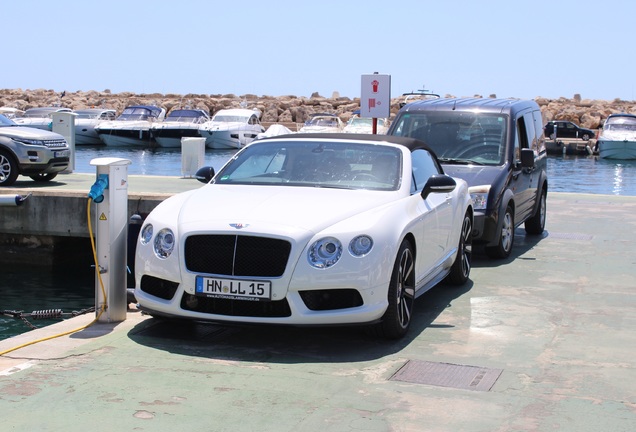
<box><xmin>29</xmin><ymin>173</ymin><xmax>58</xmax><ymax>182</ymax></box>
<box><xmin>0</xmin><ymin>149</ymin><xmax>19</xmax><ymax>186</ymax></box>
<box><xmin>525</xmin><ymin>188</ymin><xmax>546</xmax><ymax>235</ymax></box>
<box><xmin>486</xmin><ymin>204</ymin><xmax>514</xmax><ymax>259</ymax></box>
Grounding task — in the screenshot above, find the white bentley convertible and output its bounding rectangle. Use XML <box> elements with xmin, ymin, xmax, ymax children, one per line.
<box><xmin>135</xmin><ymin>134</ymin><xmax>473</xmax><ymax>339</ymax></box>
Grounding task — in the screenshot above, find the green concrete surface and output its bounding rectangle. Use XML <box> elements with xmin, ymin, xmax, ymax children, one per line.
<box><xmin>0</xmin><ymin>192</ymin><xmax>635</xmax><ymax>431</ymax></box>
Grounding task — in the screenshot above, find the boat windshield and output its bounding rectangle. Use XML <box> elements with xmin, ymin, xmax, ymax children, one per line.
<box><xmin>390</xmin><ymin>111</ymin><xmax>507</xmax><ymax>165</ymax></box>
<box><xmin>307</xmin><ymin>116</ymin><xmax>339</xmax><ymax>127</ymax></box>
<box><xmin>212</xmin><ymin>115</ymin><xmax>249</xmax><ymax>123</ymax></box>
<box><xmin>166</xmin><ymin>109</ymin><xmax>209</xmax><ymax>123</ymax></box>
<box><xmin>605</xmin><ymin>119</ymin><xmax>636</xmax><ymax>132</ymax></box>
<box><xmin>23</xmin><ymin>108</ymin><xmax>71</xmax><ymax>118</ymax></box>
<box><xmin>348</xmin><ymin>117</ymin><xmax>385</xmax><ymax>127</ymax></box>
<box><xmin>214</xmin><ymin>140</ymin><xmax>402</xmax><ymax>191</ymax></box>
<box><xmin>118</xmin><ymin>107</ymin><xmax>156</xmax><ymax>121</ymax></box>
<box><xmin>606</xmin><ymin>123</ymin><xmax>636</xmax><ymax>131</ymax></box>
<box><xmin>0</xmin><ymin>114</ymin><xmax>17</xmax><ymax>126</ymax></box>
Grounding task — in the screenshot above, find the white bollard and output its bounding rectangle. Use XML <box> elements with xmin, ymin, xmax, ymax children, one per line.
<box><xmin>89</xmin><ymin>157</ymin><xmax>132</xmax><ymax>323</ymax></box>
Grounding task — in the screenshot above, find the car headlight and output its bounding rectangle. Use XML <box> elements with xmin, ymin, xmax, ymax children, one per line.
<box><xmin>153</xmin><ymin>228</ymin><xmax>175</xmax><ymax>259</ymax></box>
<box><xmin>308</xmin><ymin>237</ymin><xmax>342</xmax><ymax>269</ymax></box>
<box><xmin>140</xmin><ymin>224</ymin><xmax>153</xmax><ymax>245</ymax></box>
<box><xmin>469</xmin><ymin>185</ymin><xmax>491</xmax><ymax>210</ymax></box>
<box><xmin>13</xmin><ymin>138</ymin><xmax>46</xmax><ymax>146</ymax></box>
<box><xmin>349</xmin><ymin>235</ymin><xmax>373</xmax><ymax>257</ymax></box>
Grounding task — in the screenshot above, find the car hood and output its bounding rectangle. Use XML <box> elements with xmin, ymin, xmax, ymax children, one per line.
<box><xmin>0</xmin><ymin>125</ymin><xmax>64</xmax><ymax>140</ymax></box>
<box><xmin>169</xmin><ymin>184</ymin><xmax>398</xmax><ymax>235</ymax></box>
<box><xmin>442</xmin><ymin>164</ymin><xmax>506</xmax><ymax>187</ymax></box>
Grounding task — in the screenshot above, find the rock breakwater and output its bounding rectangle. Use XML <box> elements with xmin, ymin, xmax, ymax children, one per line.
<box><xmin>1</xmin><ymin>88</ymin><xmax>635</xmax><ymax>130</ymax></box>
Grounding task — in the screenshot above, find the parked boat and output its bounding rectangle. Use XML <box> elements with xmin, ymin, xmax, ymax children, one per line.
<box><xmin>0</xmin><ymin>107</ymin><xmax>25</xmax><ymax>120</ymax></box>
<box><xmin>298</xmin><ymin>113</ymin><xmax>344</xmax><ymax>133</ymax></box>
<box><xmin>72</xmin><ymin>108</ymin><xmax>117</xmax><ymax>145</ymax></box>
<box><xmin>150</xmin><ymin>108</ymin><xmax>210</xmax><ymax>148</ymax></box>
<box><xmin>12</xmin><ymin>107</ymin><xmax>72</xmax><ymax>130</ymax></box>
<box><xmin>343</xmin><ymin>116</ymin><xmax>388</xmax><ymax>134</ymax></box>
<box><xmin>255</xmin><ymin>123</ymin><xmax>294</xmax><ymax>139</ymax></box>
<box><xmin>398</xmin><ymin>88</ymin><xmax>441</xmax><ymax>108</ymax></box>
<box><xmin>94</xmin><ymin>105</ymin><xmax>166</xmax><ymax>147</ymax></box>
<box><xmin>198</xmin><ymin>108</ymin><xmax>264</xmax><ymax>149</ymax></box>
<box><xmin>597</xmin><ymin>113</ymin><xmax>636</xmax><ymax>160</ymax></box>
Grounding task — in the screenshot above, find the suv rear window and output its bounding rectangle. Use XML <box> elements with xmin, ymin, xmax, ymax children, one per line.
<box><xmin>390</xmin><ymin>112</ymin><xmax>508</xmax><ymax>165</ymax></box>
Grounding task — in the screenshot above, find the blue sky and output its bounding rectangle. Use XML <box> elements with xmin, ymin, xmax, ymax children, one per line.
<box><xmin>5</xmin><ymin>0</ymin><xmax>636</xmax><ymax>101</ymax></box>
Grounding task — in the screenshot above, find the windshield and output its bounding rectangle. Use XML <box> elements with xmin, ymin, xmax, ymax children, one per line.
<box><xmin>0</xmin><ymin>114</ymin><xmax>16</xmax><ymax>126</ymax></box>
<box><xmin>306</xmin><ymin>116</ymin><xmax>339</xmax><ymax>127</ymax></box>
<box><xmin>212</xmin><ymin>115</ymin><xmax>249</xmax><ymax>123</ymax></box>
<box><xmin>350</xmin><ymin>117</ymin><xmax>372</xmax><ymax>126</ymax></box>
<box><xmin>391</xmin><ymin>112</ymin><xmax>507</xmax><ymax>165</ymax></box>
<box><xmin>117</xmin><ymin>107</ymin><xmax>160</xmax><ymax>121</ymax></box>
<box><xmin>214</xmin><ymin>140</ymin><xmax>402</xmax><ymax>190</ymax></box>
<box><xmin>605</xmin><ymin>117</ymin><xmax>636</xmax><ymax>132</ymax></box>
<box><xmin>167</xmin><ymin>110</ymin><xmax>208</xmax><ymax>123</ymax></box>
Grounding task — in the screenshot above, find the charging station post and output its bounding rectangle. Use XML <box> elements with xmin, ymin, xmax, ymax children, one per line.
<box><xmin>89</xmin><ymin>157</ymin><xmax>132</xmax><ymax>323</ymax></box>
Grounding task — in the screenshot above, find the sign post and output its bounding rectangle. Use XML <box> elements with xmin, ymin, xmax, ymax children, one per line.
<box><xmin>360</xmin><ymin>73</ymin><xmax>391</xmax><ymax>134</ymax></box>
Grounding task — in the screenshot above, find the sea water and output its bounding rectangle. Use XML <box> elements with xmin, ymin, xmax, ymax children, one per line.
<box><xmin>69</xmin><ymin>146</ymin><xmax>636</xmax><ymax>196</ymax></box>
<box><xmin>2</xmin><ymin>148</ymin><xmax>635</xmax><ymax>340</ymax></box>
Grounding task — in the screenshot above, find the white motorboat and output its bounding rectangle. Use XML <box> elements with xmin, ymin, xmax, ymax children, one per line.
<box><xmin>398</xmin><ymin>88</ymin><xmax>441</xmax><ymax>108</ymax></box>
<box><xmin>150</xmin><ymin>108</ymin><xmax>210</xmax><ymax>148</ymax></box>
<box><xmin>12</xmin><ymin>107</ymin><xmax>72</xmax><ymax>130</ymax></box>
<box><xmin>0</xmin><ymin>107</ymin><xmax>25</xmax><ymax>120</ymax></box>
<box><xmin>94</xmin><ymin>105</ymin><xmax>166</xmax><ymax>147</ymax></box>
<box><xmin>255</xmin><ymin>124</ymin><xmax>294</xmax><ymax>140</ymax></box>
<box><xmin>72</xmin><ymin>108</ymin><xmax>117</xmax><ymax>145</ymax></box>
<box><xmin>343</xmin><ymin>116</ymin><xmax>388</xmax><ymax>134</ymax></box>
<box><xmin>198</xmin><ymin>108</ymin><xmax>264</xmax><ymax>149</ymax></box>
<box><xmin>298</xmin><ymin>113</ymin><xmax>344</xmax><ymax>133</ymax></box>
<box><xmin>597</xmin><ymin>113</ymin><xmax>636</xmax><ymax>160</ymax></box>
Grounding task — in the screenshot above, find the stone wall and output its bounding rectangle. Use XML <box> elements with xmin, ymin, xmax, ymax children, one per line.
<box><xmin>2</xmin><ymin>88</ymin><xmax>635</xmax><ymax>129</ymax></box>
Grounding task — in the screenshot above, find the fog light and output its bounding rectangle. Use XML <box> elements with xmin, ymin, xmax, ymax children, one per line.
<box><xmin>184</xmin><ymin>293</ymin><xmax>199</xmax><ymax>309</ymax></box>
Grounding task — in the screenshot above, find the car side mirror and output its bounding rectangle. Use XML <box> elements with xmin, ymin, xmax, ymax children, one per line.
<box><xmin>421</xmin><ymin>174</ymin><xmax>456</xmax><ymax>200</ymax></box>
<box><xmin>195</xmin><ymin>166</ymin><xmax>215</xmax><ymax>183</ymax></box>
<box><xmin>520</xmin><ymin>148</ymin><xmax>535</xmax><ymax>169</ymax></box>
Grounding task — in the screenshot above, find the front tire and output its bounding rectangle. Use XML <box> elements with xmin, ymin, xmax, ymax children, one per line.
<box><xmin>525</xmin><ymin>188</ymin><xmax>546</xmax><ymax>235</ymax></box>
<box><xmin>373</xmin><ymin>239</ymin><xmax>416</xmax><ymax>339</ymax></box>
<box><xmin>446</xmin><ymin>212</ymin><xmax>472</xmax><ymax>285</ymax></box>
<box><xmin>0</xmin><ymin>149</ymin><xmax>19</xmax><ymax>186</ymax></box>
<box><xmin>486</xmin><ymin>204</ymin><xmax>514</xmax><ymax>259</ymax></box>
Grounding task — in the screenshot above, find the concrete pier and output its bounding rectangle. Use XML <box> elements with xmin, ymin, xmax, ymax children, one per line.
<box><xmin>0</xmin><ymin>172</ymin><xmax>202</xmax><ymax>265</ymax></box>
<box><xmin>0</xmin><ymin>181</ymin><xmax>635</xmax><ymax>430</ymax></box>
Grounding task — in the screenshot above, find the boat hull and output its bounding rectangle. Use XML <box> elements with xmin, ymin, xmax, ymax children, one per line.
<box><xmin>199</xmin><ymin>130</ymin><xmax>242</xmax><ymax>149</ymax></box>
<box><xmin>96</xmin><ymin>129</ymin><xmax>155</xmax><ymax>147</ymax></box>
<box><xmin>597</xmin><ymin>140</ymin><xmax>636</xmax><ymax>160</ymax></box>
<box><xmin>151</xmin><ymin>127</ymin><xmax>202</xmax><ymax>148</ymax></box>
<box><xmin>75</xmin><ymin>130</ymin><xmax>103</xmax><ymax>145</ymax></box>
<box><xmin>199</xmin><ymin>127</ymin><xmax>262</xmax><ymax>149</ymax></box>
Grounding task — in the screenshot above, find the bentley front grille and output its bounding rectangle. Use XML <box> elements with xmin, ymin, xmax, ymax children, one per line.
<box><xmin>184</xmin><ymin>234</ymin><xmax>291</xmax><ymax>277</ymax></box>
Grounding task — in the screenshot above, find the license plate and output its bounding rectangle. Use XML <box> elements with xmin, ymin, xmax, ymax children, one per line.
<box><xmin>195</xmin><ymin>276</ymin><xmax>271</xmax><ymax>301</ymax></box>
<box><xmin>55</xmin><ymin>150</ymin><xmax>70</xmax><ymax>158</ymax></box>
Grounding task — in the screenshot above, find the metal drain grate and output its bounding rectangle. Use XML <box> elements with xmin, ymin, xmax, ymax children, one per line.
<box><xmin>389</xmin><ymin>360</ymin><xmax>503</xmax><ymax>392</ymax></box>
<box><xmin>548</xmin><ymin>232</ymin><xmax>593</xmax><ymax>241</ymax></box>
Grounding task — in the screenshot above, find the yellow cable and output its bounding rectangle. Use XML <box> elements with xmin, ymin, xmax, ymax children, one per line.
<box><xmin>0</xmin><ymin>198</ymin><xmax>108</xmax><ymax>357</ymax></box>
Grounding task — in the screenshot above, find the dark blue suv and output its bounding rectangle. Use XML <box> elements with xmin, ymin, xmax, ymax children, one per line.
<box><xmin>387</xmin><ymin>98</ymin><xmax>548</xmax><ymax>258</ymax></box>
